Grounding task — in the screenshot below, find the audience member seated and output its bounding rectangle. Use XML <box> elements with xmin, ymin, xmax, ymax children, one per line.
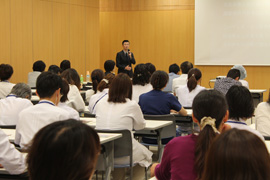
<box><xmin>0</xmin><ymin>129</ymin><xmax>26</xmax><ymax>174</ymax></box>
<box><xmin>163</xmin><ymin>63</ymin><xmax>180</xmax><ymax>92</ymax></box>
<box><xmin>150</xmin><ymin>90</ymin><xmax>229</xmax><ymax>180</ymax></box>
<box><xmin>85</xmin><ymin>69</ymin><xmax>104</xmax><ymax>102</ymax></box>
<box><xmin>27</xmin><ymin>119</ymin><xmax>100</xmax><ymax>180</ymax></box>
<box><xmin>48</xmin><ymin>65</ymin><xmax>61</xmax><ymax>75</ymax></box>
<box><xmin>139</xmin><ymin>70</ymin><xmax>187</xmax><ymax>116</ymax></box>
<box><xmin>60</xmin><ymin>68</ymin><xmax>85</xmax><ymax>112</ymax></box>
<box><xmin>214</xmin><ymin>69</ymin><xmax>242</xmax><ymax>95</ymax></box>
<box><xmin>172</xmin><ymin>61</ymin><xmax>193</xmax><ymax>94</ymax></box>
<box><xmin>132</xmin><ymin>64</ymin><xmax>152</xmax><ymax>103</ymax></box>
<box><xmin>202</xmin><ymin>129</ymin><xmax>270</xmax><ymax>180</ymax></box>
<box><xmin>88</xmin><ymin>73</ymin><xmax>114</xmax><ymax>114</ymax></box>
<box><xmin>225</xmin><ymin>85</ymin><xmax>264</xmax><ymax>140</ymax></box>
<box><xmin>176</xmin><ymin>68</ymin><xmax>205</xmax><ymax>108</ymax></box>
<box><xmin>0</xmin><ymin>64</ymin><xmax>15</xmax><ymax>99</ymax></box>
<box><xmin>15</xmin><ymin>72</ymin><xmax>69</xmax><ymax>148</ymax></box>
<box><xmin>104</xmin><ymin>60</ymin><xmax>115</xmax><ymax>76</ymax></box>
<box><xmin>58</xmin><ymin>79</ymin><xmax>80</xmax><ymax>120</ymax></box>
<box><xmin>60</xmin><ymin>59</ymin><xmax>70</xmax><ymax>73</ymax></box>
<box><xmin>256</xmin><ymin>92</ymin><xmax>270</xmax><ymax>136</ymax></box>
<box><xmin>27</xmin><ymin>60</ymin><xmax>46</xmax><ymax>88</ymax></box>
<box><xmin>0</xmin><ymin>83</ymin><xmax>32</xmax><ymax>126</ymax></box>
<box><xmin>95</xmin><ymin>73</ymin><xmax>152</xmax><ymax>180</ymax></box>
<box><xmin>232</xmin><ymin>64</ymin><xmax>249</xmax><ymax>88</ymax></box>
<box><xmin>145</xmin><ymin>62</ymin><xmax>156</xmax><ymax>76</ymax></box>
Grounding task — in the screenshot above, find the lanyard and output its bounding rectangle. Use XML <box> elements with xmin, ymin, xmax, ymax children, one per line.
<box><xmin>6</xmin><ymin>95</ymin><xmax>16</xmax><ymax>98</ymax></box>
<box><xmin>227</xmin><ymin>120</ymin><xmax>247</xmax><ymax>125</ymax></box>
<box><xmin>92</xmin><ymin>93</ymin><xmax>108</xmax><ymax>111</ymax></box>
<box><xmin>38</xmin><ymin>101</ymin><xmax>55</xmax><ymax>106</ymax></box>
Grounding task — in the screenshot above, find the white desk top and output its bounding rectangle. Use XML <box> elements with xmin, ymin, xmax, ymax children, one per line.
<box><xmin>249</xmin><ymin>89</ymin><xmax>267</xmax><ymax>93</ymax></box>
<box><xmin>31</xmin><ymin>95</ymin><xmax>40</xmax><ymax>101</ymax></box>
<box><xmin>31</xmin><ymin>89</ymin><xmax>36</xmax><ymax>93</ymax></box>
<box><xmin>186</xmin><ymin>109</ymin><xmax>192</xmax><ymax>116</ymax></box>
<box><xmin>2</xmin><ymin>129</ymin><xmax>15</xmax><ymax>141</ymax></box>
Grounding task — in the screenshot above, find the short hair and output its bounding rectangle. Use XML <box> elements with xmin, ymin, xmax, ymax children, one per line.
<box><xmin>145</xmin><ymin>63</ymin><xmax>156</xmax><ymax>75</ymax></box>
<box><xmin>10</xmin><ymin>83</ymin><xmax>32</xmax><ymax>100</ymax></box>
<box><xmin>122</xmin><ymin>40</ymin><xmax>129</xmax><ymax>45</ymax></box>
<box><xmin>60</xmin><ymin>60</ymin><xmax>71</xmax><ymax>72</ymax></box>
<box><xmin>169</xmin><ymin>63</ymin><xmax>180</xmax><ymax>74</ymax></box>
<box><xmin>0</xmin><ymin>64</ymin><xmax>13</xmax><ymax>81</ymax></box>
<box><xmin>187</xmin><ymin>68</ymin><xmax>202</xmax><ymax>92</ymax></box>
<box><xmin>192</xmin><ymin>90</ymin><xmax>228</xmax><ymax>179</ymax></box>
<box><xmin>33</xmin><ymin>60</ymin><xmax>46</xmax><ymax>72</ymax></box>
<box><xmin>104</xmin><ymin>60</ymin><xmax>115</xmax><ymax>72</ymax></box>
<box><xmin>108</xmin><ymin>73</ymin><xmax>132</xmax><ymax>103</ymax></box>
<box><xmin>97</xmin><ymin>73</ymin><xmax>115</xmax><ymax>92</ymax></box>
<box><xmin>27</xmin><ymin>119</ymin><xmax>100</xmax><ymax>180</ymax></box>
<box><xmin>60</xmin><ymin>79</ymin><xmax>69</xmax><ymax>103</ymax></box>
<box><xmin>226</xmin><ymin>85</ymin><xmax>254</xmax><ymax>120</ymax></box>
<box><xmin>227</xmin><ymin>69</ymin><xmax>240</xmax><ymax>79</ymax></box>
<box><xmin>231</xmin><ymin>65</ymin><xmax>247</xmax><ymax>80</ymax></box>
<box><xmin>202</xmin><ymin>129</ymin><xmax>270</xmax><ymax>180</ymax></box>
<box><xmin>133</xmin><ymin>64</ymin><xmax>151</xmax><ymax>86</ymax></box>
<box><xmin>48</xmin><ymin>65</ymin><xmax>61</xmax><ymax>75</ymax></box>
<box><xmin>91</xmin><ymin>69</ymin><xmax>104</xmax><ymax>93</ymax></box>
<box><xmin>180</xmin><ymin>61</ymin><xmax>193</xmax><ymax>74</ymax></box>
<box><xmin>150</xmin><ymin>70</ymin><xmax>168</xmax><ymax>90</ymax></box>
<box><xmin>61</xmin><ymin>68</ymin><xmax>81</xmax><ymax>90</ymax></box>
<box><xmin>36</xmin><ymin>71</ymin><xmax>62</xmax><ymax>99</ymax></box>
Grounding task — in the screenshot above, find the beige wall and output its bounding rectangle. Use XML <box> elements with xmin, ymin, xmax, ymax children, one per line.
<box><xmin>100</xmin><ymin>0</ymin><xmax>270</xmax><ymax>101</ymax></box>
<box><xmin>0</xmin><ymin>0</ymin><xmax>100</xmax><ymax>83</ymax></box>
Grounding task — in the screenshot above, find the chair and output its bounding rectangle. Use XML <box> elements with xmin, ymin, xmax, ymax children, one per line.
<box><xmin>83</xmin><ymin>112</ymin><xmax>96</xmax><ymax>118</ymax></box>
<box><xmin>0</xmin><ymin>125</ymin><xmax>16</xmax><ymax>129</ymax></box>
<box><xmin>174</xmin><ymin>114</ymin><xmax>194</xmax><ymax>134</ymax></box>
<box><xmin>264</xmin><ymin>136</ymin><xmax>270</xmax><ymax>141</ymax></box>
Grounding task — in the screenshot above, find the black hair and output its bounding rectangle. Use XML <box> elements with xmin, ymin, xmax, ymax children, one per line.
<box><xmin>33</xmin><ymin>60</ymin><xmax>46</xmax><ymax>72</ymax></box>
<box><xmin>145</xmin><ymin>63</ymin><xmax>156</xmax><ymax>75</ymax></box>
<box><xmin>150</xmin><ymin>70</ymin><xmax>168</xmax><ymax>90</ymax></box>
<box><xmin>36</xmin><ymin>71</ymin><xmax>62</xmax><ymax>98</ymax></box>
<box><xmin>226</xmin><ymin>85</ymin><xmax>254</xmax><ymax>120</ymax></box>
<box><xmin>187</xmin><ymin>68</ymin><xmax>202</xmax><ymax>92</ymax></box>
<box><xmin>60</xmin><ymin>60</ymin><xmax>71</xmax><ymax>72</ymax></box>
<box><xmin>169</xmin><ymin>63</ymin><xmax>180</xmax><ymax>74</ymax></box>
<box><xmin>268</xmin><ymin>90</ymin><xmax>270</xmax><ymax>104</ymax></box>
<box><xmin>60</xmin><ymin>79</ymin><xmax>69</xmax><ymax>102</ymax></box>
<box><xmin>122</xmin><ymin>40</ymin><xmax>129</xmax><ymax>45</ymax></box>
<box><xmin>227</xmin><ymin>69</ymin><xmax>240</xmax><ymax>80</ymax></box>
<box><xmin>48</xmin><ymin>65</ymin><xmax>61</xmax><ymax>75</ymax></box>
<box><xmin>133</xmin><ymin>64</ymin><xmax>151</xmax><ymax>86</ymax></box>
<box><xmin>104</xmin><ymin>60</ymin><xmax>115</xmax><ymax>72</ymax></box>
<box><xmin>0</xmin><ymin>64</ymin><xmax>13</xmax><ymax>81</ymax></box>
<box><xmin>180</xmin><ymin>61</ymin><xmax>193</xmax><ymax>74</ymax></box>
<box><xmin>91</xmin><ymin>69</ymin><xmax>104</xmax><ymax>93</ymax></box>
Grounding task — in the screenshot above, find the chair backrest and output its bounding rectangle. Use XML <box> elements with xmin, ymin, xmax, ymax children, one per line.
<box><xmin>174</xmin><ymin>114</ymin><xmax>193</xmax><ymax>124</ymax></box>
<box><xmin>0</xmin><ymin>125</ymin><xmax>16</xmax><ymax>129</ymax></box>
<box><xmin>83</xmin><ymin>112</ymin><xmax>96</xmax><ymax>118</ymax></box>
<box><xmin>143</xmin><ymin>114</ymin><xmax>176</xmax><ymax>138</ymax></box>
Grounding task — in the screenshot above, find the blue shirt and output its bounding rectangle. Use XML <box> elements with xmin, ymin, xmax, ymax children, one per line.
<box><xmin>163</xmin><ymin>73</ymin><xmax>180</xmax><ymax>92</ymax></box>
<box><xmin>139</xmin><ymin>90</ymin><xmax>182</xmax><ymax>115</ymax></box>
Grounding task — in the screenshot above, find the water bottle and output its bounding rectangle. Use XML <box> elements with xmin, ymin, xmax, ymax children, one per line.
<box><xmin>80</xmin><ymin>74</ymin><xmax>84</xmax><ymax>84</ymax></box>
<box><xmin>86</xmin><ymin>71</ymin><xmax>90</xmax><ymax>82</ymax></box>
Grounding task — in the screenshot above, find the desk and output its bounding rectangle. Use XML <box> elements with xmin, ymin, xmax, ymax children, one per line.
<box><xmin>31</xmin><ymin>95</ymin><xmax>39</xmax><ymax>105</ymax></box>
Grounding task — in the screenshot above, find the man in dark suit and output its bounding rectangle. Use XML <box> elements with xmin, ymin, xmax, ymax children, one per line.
<box><xmin>116</xmin><ymin>40</ymin><xmax>136</xmax><ymax>77</ymax></box>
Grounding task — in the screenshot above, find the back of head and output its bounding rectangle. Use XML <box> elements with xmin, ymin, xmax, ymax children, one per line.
<box><xmin>10</xmin><ymin>83</ymin><xmax>32</xmax><ymax>100</ymax></box>
<box><xmin>187</xmin><ymin>68</ymin><xmax>202</xmax><ymax>92</ymax></box>
<box><xmin>226</xmin><ymin>85</ymin><xmax>254</xmax><ymax>120</ymax></box>
<box><xmin>108</xmin><ymin>73</ymin><xmax>132</xmax><ymax>103</ymax></box>
<box><xmin>0</xmin><ymin>64</ymin><xmax>13</xmax><ymax>81</ymax></box>
<box><xmin>202</xmin><ymin>129</ymin><xmax>270</xmax><ymax>180</ymax></box>
<box><xmin>60</xmin><ymin>60</ymin><xmax>71</xmax><ymax>72</ymax></box>
<box><xmin>91</xmin><ymin>69</ymin><xmax>104</xmax><ymax>93</ymax></box>
<box><xmin>60</xmin><ymin>79</ymin><xmax>70</xmax><ymax>103</ymax></box>
<box><xmin>231</xmin><ymin>64</ymin><xmax>247</xmax><ymax>80</ymax></box>
<box><xmin>33</xmin><ymin>60</ymin><xmax>46</xmax><ymax>72</ymax></box>
<box><xmin>169</xmin><ymin>63</ymin><xmax>180</xmax><ymax>74</ymax></box>
<box><xmin>27</xmin><ymin>119</ymin><xmax>100</xmax><ymax>180</ymax></box>
<box><xmin>97</xmin><ymin>73</ymin><xmax>115</xmax><ymax>92</ymax></box>
<box><xmin>60</xmin><ymin>68</ymin><xmax>81</xmax><ymax>90</ymax></box>
<box><xmin>48</xmin><ymin>65</ymin><xmax>61</xmax><ymax>75</ymax></box>
<box><xmin>227</xmin><ymin>69</ymin><xmax>240</xmax><ymax>80</ymax></box>
<box><xmin>36</xmin><ymin>72</ymin><xmax>62</xmax><ymax>99</ymax></box>
<box><xmin>133</xmin><ymin>64</ymin><xmax>151</xmax><ymax>86</ymax></box>
<box><xmin>180</xmin><ymin>61</ymin><xmax>193</xmax><ymax>74</ymax></box>
<box><xmin>145</xmin><ymin>63</ymin><xmax>156</xmax><ymax>75</ymax></box>
<box><xmin>104</xmin><ymin>60</ymin><xmax>115</xmax><ymax>72</ymax></box>
<box><xmin>150</xmin><ymin>70</ymin><xmax>168</xmax><ymax>90</ymax></box>
<box><xmin>192</xmin><ymin>90</ymin><xmax>228</xmax><ymax>179</ymax></box>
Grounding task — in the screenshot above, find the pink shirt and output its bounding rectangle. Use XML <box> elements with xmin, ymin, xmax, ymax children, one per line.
<box><xmin>155</xmin><ymin>134</ymin><xmax>197</xmax><ymax>180</ymax></box>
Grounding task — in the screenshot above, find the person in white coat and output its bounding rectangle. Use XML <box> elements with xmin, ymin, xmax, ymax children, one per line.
<box><xmin>255</xmin><ymin>93</ymin><xmax>270</xmax><ymax>136</ymax></box>
<box><xmin>61</xmin><ymin>68</ymin><xmax>85</xmax><ymax>112</ymax></box>
<box><xmin>0</xmin><ymin>64</ymin><xmax>15</xmax><ymax>99</ymax></box>
<box><xmin>95</xmin><ymin>73</ymin><xmax>153</xmax><ymax>180</ymax></box>
<box><xmin>0</xmin><ymin>83</ymin><xmax>33</xmax><ymax>125</ymax></box>
<box><xmin>15</xmin><ymin>72</ymin><xmax>70</xmax><ymax>148</ymax></box>
<box><xmin>27</xmin><ymin>60</ymin><xmax>46</xmax><ymax>88</ymax></box>
<box><xmin>85</xmin><ymin>69</ymin><xmax>104</xmax><ymax>102</ymax></box>
<box><xmin>88</xmin><ymin>73</ymin><xmax>114</xmax><ymax>114</ymax></box>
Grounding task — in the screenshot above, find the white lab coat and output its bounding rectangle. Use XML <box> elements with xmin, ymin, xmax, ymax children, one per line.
<box><xmin>66</xmin><ymin>85</ymin><xmax>85</xmax><ymax>112</ymax></box>
<box><xmin>132</xmin><ymin>84</ymin><xmax>153</xmax><ymax>103</ymax></box>
<box><xmin>88</xmin><ymin>89</ymin><xmax>109</xmax><ymax>114</ymax></box>
<box><xmin>27</xmin><ymin>71</ymin><xmax>41</xmax><ymax>88</ymax></box>
<box><xmin>0</xmin><ymin>129</ymin><xmax>26</xmax><ymax>174</ymax></box>
<box><xmin>58</xmin><ymin>102</ymin><xmax>80</xmax><ymax>120</ymax></box>
<box><xmin>95</xmin><ymin>98</ymin><xmax>153</xmax><ymax>167</ymax></box>
<box><xmin>15</xmin><ymin>100</ymin><xmax>70</xmax><ymax>148</ymax></box>
<box><xmin>172</xmin><ymin>74</ymin><xmax>188</xmax><ymax>94</ymax></box>
<box><xmin>255</xmin><ymin>102</ymin><xmax>270</xmax><ymax>136</ymax></box>
<box><xmin>0</xmin><ymin>82</ymin><xmax>15</xmax><ymax>99</ymax></box>
<box><xmin>85</xmin><ymin>89</ymin><xmax>95</xmax><ymax>102</ymax></box>
<box><xmin>0</xmin><ymin>95</ymin><xmax>33</xmax><ymax>125</ymax></box>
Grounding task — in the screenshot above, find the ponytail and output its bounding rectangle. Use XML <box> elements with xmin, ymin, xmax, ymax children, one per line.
<box><xmin>91</xmin><ymin>69</ymin><xmax>104</xmax><ymax>94</ymax></box>
<box><xmin>187</xmin><ymin>68</ymin><xmax>202</xmax><ymax>92</ymax></box>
